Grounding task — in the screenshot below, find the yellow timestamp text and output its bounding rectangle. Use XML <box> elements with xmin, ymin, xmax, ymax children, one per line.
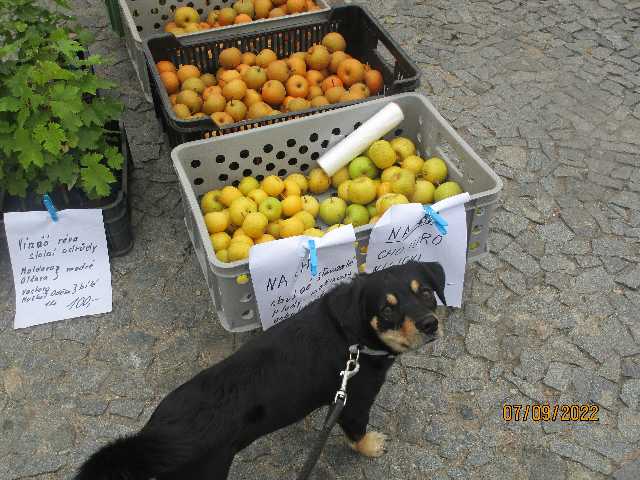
<box><xmin>502</xmin><ymin>403</ymin><xmax>599</xmax><ymax>422</ymax></box>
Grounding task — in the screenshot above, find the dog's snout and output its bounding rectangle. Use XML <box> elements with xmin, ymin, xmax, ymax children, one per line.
<box><xmin>415</xmin><ymin>314</ymin><xmax>439</xmax><ymax>335</ymax></box>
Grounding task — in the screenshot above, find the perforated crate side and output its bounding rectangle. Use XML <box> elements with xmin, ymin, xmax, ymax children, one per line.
<box><xmin>172</xmin><ymin>93</ymin><xmax>502</xmax><ymax>331</ymax></box>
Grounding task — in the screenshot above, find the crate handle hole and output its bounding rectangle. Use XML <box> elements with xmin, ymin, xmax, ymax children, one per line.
<box><xmin>266</xmin><ymin>163</ymin><xmax>275</xmax><ymax>171</ymax></box>
<box><xmin>241</xmin><ymin>310</ymin><xmax>254</xmax><ymax>320</ymax></box>
<box><xmin>395</xmin><ymin>128</ymin><xmax>403</xmax><ymax>136</ymax></box>
<box><xmin>353</xmin><ymin>122</ymin><xmax>362</xmax><ymax>130</ymax></box>
<box><xmin>253</xmin><ymin>156</ymin><xmax>262</xmax><ymax>165</ymax></box>
<box><xmin>216</xmin><ymin>154</ymin><xmax>225</xmax><ymax>164</ymax></box>
<box><xmin>229</xmin><ymin>162</ymin><xmax>239</xmax><ymax>170</ymax></box>
<box><xmin>332</xmin><ymin>128</ymin><xmax>341</xmax><ymax>136</ymax></box>
<box><xmin>242</xmin><ymin>168</ymin><xmax>253</xmax><ymax>176</ymax></box>
<box><xmin>194</xmin><ymin>177</ymin><xmax>204</xmax><ymax>186</ymax></box>
<box><xmin>278</xmin><ymin>168</ymin><xmax>287</xmax><ymax>177</ymax></box>
<box><xmin>276</xmin><ymin>151</ymin><xmax>286</xmax><ymax>160</ymax></box>
<box><xmin>475</xmin><ymin>207</ymin><xmax>484</xmax><ymax>216</ymax></box>
<box><xmin>469</xmin><ymin>242</ymin><xmax>480</xmax><ymax>251</ymax></box>
<box><xmin>309</xmin><ymin>133</ymin><xmax>319</xmax><ymax>142</ymax></box>
<box><xmin>263</xmin><ymin>144</ymin><xmax>273</xmax><ymax>153</ymax></box>
<box><xmin>472</xmin><ymin>225</ymin><xmax>483</xmax><ymax>235</ymax></box>
<box><xmin>321</xmin><ymin>140</ymin><xmax>329</xmax><ymax>149</ymax></box>
<box><xmin>288</xmin><ymin>158</ymin><xmax>298</xmax><ymax>166</ymax></box>
<box><xmin>240</xmin><ymin>149</ymin><xmax>250</xmax><ymax>158</ymax></box>
<box><xmin>310</xmin><ymin>152</ymin><xmax>319</xmax><ymax>161</ymax></box>
<box><xmin>287</xmin><ymin>138</ymin><xmax>296</xmax><ymax>147</ymax></box>
<box><xmin>218</xmin><ymin>173</ymin><xmax>228</xmax><ymax>182</ymax></box>
<box><xmin>300</xmin><ymin>163</ymin><xmax>310</xmax><ymax>172</ymax></box>
<box><xmin>190</xmin><ymin>159</ymin><xmax>201</xmax><ymax>168</ymax></box>
<box><xmin>299</xmin><ymin>145</ymin><xmax>308</xmax><ymax>154</ymax></box>
<box><xmin>240</xmin><ymin>292</ymin><xmax>253</xmax><ymax>303</ymax></box>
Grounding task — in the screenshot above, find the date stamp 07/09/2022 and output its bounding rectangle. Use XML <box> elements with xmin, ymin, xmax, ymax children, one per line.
<box><xmin>502</xmin><ymin>404</ymin><xmax>600</xmax><ymax>422</ymax></box>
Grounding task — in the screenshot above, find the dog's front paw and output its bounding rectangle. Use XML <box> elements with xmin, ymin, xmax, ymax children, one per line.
<box><xmin>351</xmin><ymin>431</ymin><xmax>387</xmax><ymax>458</ymax></box>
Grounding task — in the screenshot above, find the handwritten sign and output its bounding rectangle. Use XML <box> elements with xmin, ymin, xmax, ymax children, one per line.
<box><xmin>365</xmin><ymin>193</ymin><xmax>470</xmax><ymax>307</ymax></box>
<box><xmin>4</xmin><ymin>209</ymin><xmax>113</xmax><ymax>329</ymax></box>
<box><xmin>249</xmin><ymin>225</ymin><xmax>358</xmax><ymax>330</ymax></box>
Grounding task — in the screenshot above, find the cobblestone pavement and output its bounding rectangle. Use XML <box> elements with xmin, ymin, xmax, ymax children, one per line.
<box><xmin>1</xmin><ymin>0</ymin><xmax>640</xmax><ymax>478</ymax></box>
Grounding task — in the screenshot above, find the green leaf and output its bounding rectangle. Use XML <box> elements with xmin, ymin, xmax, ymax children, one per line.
<box><xmin>0</xmin><ymin>96</ymin><xmax>22</xmax><ymax>112</ymax></box>
<box><xmin>75</xmin><ymin>125</ymin><xmax>103</xmax><ymax>150</ymax></box>
<box><xmin>6</xmin><ymin>172</ymin><xmax>28</xmax><ymax>197</ymax></box>
<box><xmin>48</xmin><ymin>154</ymin><xmax>79</xmax><ymax>187</ymax></box>
<box><xmin>15</xmin><ymin>128</ymin><xmax>44</xmax><ymax>168</ymax></box>
<box><xmin>31</xmin><ymin>60</ymin><xmax>74</xmax><ymax>84</ymax></box>
<box><xmin>104</xmin><ymin>146</ymin><xmax>123</xmax><ymax>170</ymax></box>
<box><xmin>33</xmin><ymin>122</ymin><xmax>67</xmax><ymax>154</ymax></box>
<box><xmin>80</xmin><ymin>153</ymin><xmax>115</xmax><ymax>197</ymax></box>
<box><xmin>91</xmin><ymin>97</ymin><xmax>123</xmax><ymax>123</ymax></box>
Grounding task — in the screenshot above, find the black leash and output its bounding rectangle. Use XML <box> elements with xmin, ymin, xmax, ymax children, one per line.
<box><xmin>296</xmin><ymin>346</ymin><xmax>361</xmax><ymax>480</ymax></box>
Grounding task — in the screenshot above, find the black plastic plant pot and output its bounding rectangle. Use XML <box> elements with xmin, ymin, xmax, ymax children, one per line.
<box><xmin>143</xmin><ymin>4</ymin><xmax>421</xmax><ymax>147</ymax></box>
<box><xmin>0</xmin><ymin>120</ymin><xmax>134</xmax><ymax>257</ymax></box>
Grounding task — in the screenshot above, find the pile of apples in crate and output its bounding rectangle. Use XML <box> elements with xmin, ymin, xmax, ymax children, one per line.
<box><xmin>200</xmin><ymin>135</ymin><xmax>464</xmax><ymax>263</ymax></box>
<box><xmin>165</xmin><ymin>0</ymin><xmax>323</xmax><ymax>35</ymax></box>
<box><xmin>157</xmin><ymin>32</ymin><xmax>384</xmax><ymax>125</ymax></box>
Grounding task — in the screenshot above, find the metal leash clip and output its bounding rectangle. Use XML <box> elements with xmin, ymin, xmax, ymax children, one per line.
<box><xmin>334</xmin><ymin>346</ymin><xmax>361</xmax><ymax>405</ymax></box>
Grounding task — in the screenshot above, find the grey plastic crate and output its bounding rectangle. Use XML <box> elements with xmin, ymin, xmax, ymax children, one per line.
<box><xmin>114</xmin><ymin>0</ymin><xmax>330</xmax><ymax>102</ymax></box>
<box><xmin>172</xmin><ymin>93</ymin><xmax>503</xmax><ymax>332</ymax></box>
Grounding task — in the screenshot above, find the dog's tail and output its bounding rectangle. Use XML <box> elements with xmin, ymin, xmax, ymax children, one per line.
<box><xmin>74</xmin><ymin>431</ymin><xmax>191</xmax><ymax>480</ymax></box>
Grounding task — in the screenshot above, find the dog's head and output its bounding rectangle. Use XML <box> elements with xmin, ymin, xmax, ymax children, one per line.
<box><xmin>331</xmin><ymin>261</ymin><xmax>446</xmax><ymax>354</ymax></box>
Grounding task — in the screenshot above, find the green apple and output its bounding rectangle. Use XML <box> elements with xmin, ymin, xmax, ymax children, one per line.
<box><xmin>348</xmin><ymin>176</ymin><xmax>377</xmax><ymax>205</ymax></box>
<box><xmin>367</xmin><ymin>202</ymin><xmax>377</xmax><ymax>218</ymax></box>
<box><xmin>238</xmin><ymin>176</ymin><xmax>260</xmax><ymax>195</ymax></box>
<box><xmin>390</xmin><ymin>137</ymin><xmax>416</xmax><ymax>160</ymax></box>
<box><xmin>301</xmin><ymin>195</ymin><xmax>320</xmax><ymax>217</ymax></box>
<box><xmin>367</xmin><ymin>140</ymin><xmax>397</xmax><ymax>169</ymax></box>
<box><xmin>391</xmin><ymin>169</ymin><xmax>415</xmax><ymax>197</ymax></box>
<box><xmin>434</xmin><ymin>181</ymin><xmax>463</xmax><ymax>202</ymax></box>
<box><xmin>422</xmin><ymin>157</ymin><xmax>448</xmax><ymax>185</ymax></box>
<box><xmin>376</xmin><ymin>193</ymin><xmax>409</xmax><ymax>215</ymax></box>
<box><xmin>319</xmin><ymin>197</ymin><xmax>347</xmax><ymax>225</ymax></box>
<box><xmin>344</xmin><ymin>204</ymin><xmax>370</xmax><ymax>227</ymax></box>
<box><xmin>258</xmin><ymin>197</ymin><xmax>282</xmax><ymax>222</ymax></box>
<box><xmin>412</xmin><ymin>179</ymin><xmax>436</xmax><ymax>204</ymax></box>
<box><xmin>381</xmin><ymin>165</ymin><xmax>402</xmax><ymax>183</ymax></box>
<box><xmin>200</xmin><ymin>189</ymin><xmax>223</xmax><ymax>213</ymax></box>
<box><xmin>233</xmin><ymin>0</ymin><xmax>254</xmax><ymax>17</ymax></box>
<box><xmin>348</xmin><ymin>156</ymin><xmax>379</xmax><ymax>179</ymax></box>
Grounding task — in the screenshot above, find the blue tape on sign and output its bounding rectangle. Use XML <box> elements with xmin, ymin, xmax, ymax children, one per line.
<box><xmin>42</xmin><ymin>194</ymin><xmax>58</xmax><ymax>222</ymax></box>
<box><xmin>424</xmin><ymin>205</ymin><xmax>448</xmax><ymax>235</ymax></box>
<box><xmin>308</xmin><ymin>239</ymin><xmax>318</xmax><ymax>276</ymax></box>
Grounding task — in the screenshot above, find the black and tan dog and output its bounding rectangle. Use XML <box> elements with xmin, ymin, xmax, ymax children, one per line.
<box><xmin>75</xmin><ymin>261</ymin><xmax>446</xmax><ymax>480</ymax></box>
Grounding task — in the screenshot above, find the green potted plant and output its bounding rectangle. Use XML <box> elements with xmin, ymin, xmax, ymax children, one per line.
<box><xmin>0</xmin><ymin>0</ymin><xmax>133</xmax><ymax>256</ymax></box>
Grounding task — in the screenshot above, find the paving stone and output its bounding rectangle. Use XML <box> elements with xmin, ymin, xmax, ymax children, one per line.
<box><xmin>621</xmin><ymin>357</ymin><xmax>640</xmax><ymax>378</ymax></box>
<box><xmin>108</xmin><ymin>398</ymin><xmax>146</xmax><ymax>419</ymax></box>
<box><xmin>617</xmin><ymin>267</ymin><xmax>640</xmax><ymax>289</ymax></box>
<box><xmin>525</xmin><ymin>449</ymin><xmax>567</xmax><ymax>480</ymax></box>
<box><xmin>617</xmin><ymin>408</ymin><xmax>640</xmax><ymax>442</ymax></box>
<box><xmin>573</xmin><ymin>267</ymin><xmax>615</xmax><ymax>294</ymax></box>
<box><xmin>465</xmin><ymin>324</ymin><xmax>500</xmax><ymax>362</ymax></box>
<box><xmin>620</xmin><ymin>379</ymin><xmax>640</xmax><ymax>410</ymax></box>
<box><xmin>549</xmin><ymin>440</ymin><xmax>612</xmax><ymax>475</ymax></box>
<box><xmin>589</xmin><ymin>376</ymin><xmax>619</xmax><ymax>409</ymax></box>
<box><xmin>544</xmin><ymin>362</ymin><xmax>573</xmax><ymax>391</ymax></box>
<box><xmin>612</xmin><ymin>458</ymin><xmax>640</xmax><ymax>480</ymax></box>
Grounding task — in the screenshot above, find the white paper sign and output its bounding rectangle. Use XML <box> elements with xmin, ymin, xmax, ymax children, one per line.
<box><xmin>249</xmin><ymin>225</ymin><xmax>359</xmax><ymax>330</ymax></box>
<box><xmin>4</xmin><ymin>209</ymin><xmax>113</xmax><ymax>329</ymax></box>
<box><xmin>365</xmin><ymin>193</ymin><xmax>470</xmax><ymax>307</ymax></box>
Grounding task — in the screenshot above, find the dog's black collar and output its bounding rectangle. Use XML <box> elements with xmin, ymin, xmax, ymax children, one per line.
<box><xmin>357</xmin><ymin>345</ymin><xmax>396</xmax><ymax>358</ymax></box>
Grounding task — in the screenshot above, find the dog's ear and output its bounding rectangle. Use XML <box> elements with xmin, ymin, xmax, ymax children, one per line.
<box><xmin>422</xmin><ymin>262</ymin><xmax>446</xmax><ymax>305</ymax></box>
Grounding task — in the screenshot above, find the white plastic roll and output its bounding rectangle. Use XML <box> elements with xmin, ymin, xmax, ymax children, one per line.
<box><xmin>432</xmin><ymin>192</ymin><xmax>471</xmax><ymax>212</ymax></box>
<box><xmin>317</xmin><ymin>102</ymin><xmax>405</xmax><ymax>176</ymax></box>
